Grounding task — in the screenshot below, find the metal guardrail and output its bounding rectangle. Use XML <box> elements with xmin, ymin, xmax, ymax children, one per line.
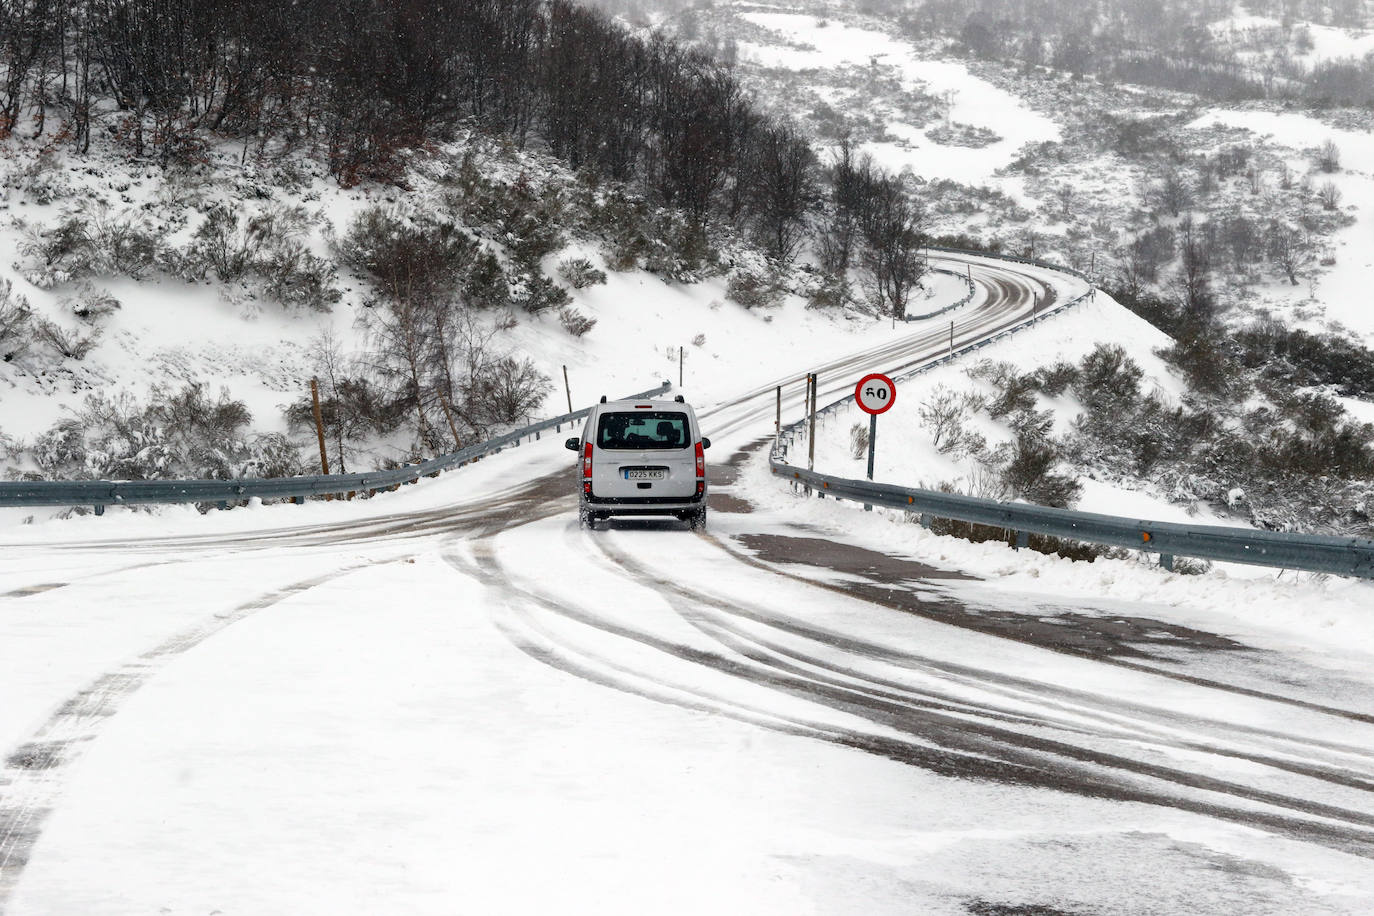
<box><xmin>924</xmin><ymin>244</ymin><xmax>1092</xmax><ymax>282</ymax></box>
<box><xmin>904</xmin><ymin>266</ymin><xmax>976</xmax><ymax>321</ymax></box>
<box><xmin>0</xmin><ymin>382</ymin><xmax>672</xmax><ymax>514</ymax></box>
<box><xmin>772</xmin><ymin>259</ymin><xmax>1374</xmax><ymax>579</ymax></box>
<box><xmin>771</xmin><ymin>464</ymin><xmax>1374</xmax><ymax>579</ymax></box>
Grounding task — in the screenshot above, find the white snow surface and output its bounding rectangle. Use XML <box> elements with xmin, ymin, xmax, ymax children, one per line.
<box><xmin>4</xmin><ymin>385</ymin><xmax>1374</xmax><ymax>913</ymax></box>
<box><xmin>736</xmin><ymin>12</ymin><xmax>1059</xmax><ymax>197</ymax></box>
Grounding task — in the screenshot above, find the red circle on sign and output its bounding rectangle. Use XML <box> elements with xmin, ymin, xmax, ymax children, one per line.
<box><xmin>855</xmin><ymin>373</ymin><xmax>896</xmax><ymax>415</ymax></box>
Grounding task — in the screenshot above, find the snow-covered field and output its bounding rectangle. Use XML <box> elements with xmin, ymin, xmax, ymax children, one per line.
<box><xmin>1185</xmin><ymin>107</ymin><xmax>1374</xmax><ymax>340</ymax></box>
<box><xmin>735</xmin><ymin>11</ymin><xmax>1058</xmax><ymax>202</ymax></box>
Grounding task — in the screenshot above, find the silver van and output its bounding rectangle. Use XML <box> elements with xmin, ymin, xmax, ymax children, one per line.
<box><xmin>565</xmin><ymin>395</ymin><xmax>711</xmax><ymax>529</ymax></box>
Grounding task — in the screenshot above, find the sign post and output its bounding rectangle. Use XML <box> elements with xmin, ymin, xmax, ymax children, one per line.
<box><xmin>855</xmin><ymin>373</ymin><xmax>896</xmax><ymax>511</ymax></box>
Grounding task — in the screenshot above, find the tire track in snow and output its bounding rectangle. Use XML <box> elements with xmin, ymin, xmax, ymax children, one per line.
<box><xmin>578</xmin><ymin>533</ymin><xmax>1374</xmax><ymax>857</ymax></box>
<box><xmin>0</xmin><ymin>557</ymin><xmax>408</xmax><ymax>908</ymax></box>
<box><xmin>451</xmin><ymin>520</ymin><xmax>1374</xmax><ymax>858</ymax></box>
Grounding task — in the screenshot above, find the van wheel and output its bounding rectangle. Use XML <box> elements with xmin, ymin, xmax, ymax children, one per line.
<box><xmin>578</xmin><ymin>506</ymin><xmax>595</xmax><ymax>530</ymax></box>
<box><xmin>687</xmin><ymin>507</ymin><xmax>707</xmax><ymax>531</ymax></box>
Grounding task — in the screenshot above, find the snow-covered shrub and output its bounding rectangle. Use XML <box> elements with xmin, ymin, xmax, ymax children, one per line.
<box><xmin>512</xmin><ymin>272</ymin><xmax>571</xmax><ymax>315</ymax></box>
<box><xmin>558</xmin><ymin>257</ymin><xmax>607</xmax><ymax>289</ymax></box>
<box><xmin>179</xmin><ymin>204</ymin><xmax>262</xmax><ymax>283</ymax></box>
<box><xmin>449</xmin><ymin>172</ymin><xmax>565</xmax><ymax>268</ymax></box>
<box><xmin>259</xmin><ymin>241</ymin><xmax>342</xmax><ymax>312</ymax></box>
<box><xmin>1032</xmin><ymin>360</ymin><xmax>1079</xmax><ymax>397</ymax></box>
<box><xmin>27</xmin><ymin>385</ymin><xmax>300</xmax><ymax>484</ymax></box>
<box><xmin>0</xmin><ymin>279</ymin><xmax>33</xmax><ymax>362</ymax></box>
<box><xmin>65</xmin><ymin>283</ymin><xmax>121</xmax><ymax>322</ymax></box>
<box><xmin>967</xmin><ymin>360</ymin><xmax>1036</xmax><ymax>419</ymax></box>
<box><xmin>804</xmin><ymin>273</ymin><xmax>850</xmax><ymax>310</ymax></box>
<box><xmin>726</xmin><ymin>268</ymin><xmax>780</xmax><ymax>309</ymax></box>
<box><xmin>557</xmin><ymin>306</ymin><xmax>596</xmax><ymax>337</ymax></box>
<box><xmin>1073</xmin><ymin>344</ymin><xmax>1142</xmax><ymax>419</ymax></box>
<box><xmin>849</xmin><ymin>422</ymin><xmax>869</xmax><ymax>460</ymax></box>
<box><xmin>8</xmin><ymin>151</ymin><xmax>72</xmax><ymax>204</ymax></box>
<box><xmin>340</xmin><ymin>204</ymin><xmax>502</xmax><ymax>309</ymax></box>
<box><xmin>35</xmin><ymin>318</ymin><xmax>100</xmax><ymax>360</ymax></box>
<box><xmin>174</xmin><ymin>203</ymin><xmax>340</xmax><ymax>310</ymax></box>
<box><xmin>999</xmin><ymin>431</ymin><xmax>1082</xmax><ymax>508</ymax></box>
<box><xmin>1170</xmin><ymin>556</ymin><xmax>1213</xmax><ymax>575</ymax></box>
<box><xmin>17</xmin><ymin>203</ymin><xmax>163</xmax><ymax>286</ymax></box>
<box><xmin>918</xmin><ymin>385</ymin><xmax>987</xmax><ymax>456</ymax></box>
<box><xmin>236</xmin><ymin>432</ymin><xmax>306</xmax><ymax>479</ymax></box>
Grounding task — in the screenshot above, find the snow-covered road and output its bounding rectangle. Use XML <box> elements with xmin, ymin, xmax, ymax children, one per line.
<box><xmin>4</xmin><ymin>257</ymin><xmax>1374</xmax><ymax>914</ymax></box>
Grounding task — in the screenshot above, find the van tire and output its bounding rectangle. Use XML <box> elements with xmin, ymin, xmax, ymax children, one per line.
<box><xmin>687</xmin><ymin>507</ymin><xmax>707</xmax><ymax>531</ymax></box>
<box><xmin>578</xmin><ymin>506</ymin><xmax>595</xmax><ymax>530</ymax></box>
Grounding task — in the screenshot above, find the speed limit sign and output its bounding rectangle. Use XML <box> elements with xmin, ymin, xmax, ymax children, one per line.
<box><xmin>855</xmin><ymin>373</ymin><xmax>896</xmax><ymax>415</ymax></box>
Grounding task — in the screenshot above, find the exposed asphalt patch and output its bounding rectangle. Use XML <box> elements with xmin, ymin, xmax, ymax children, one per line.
<box><xmin>5</xmin><ymin>742</ymin><xmax>67</xmax><ymax>771</ymax></box>
<box><xmin>737</xmin><ymin>532</ymin><xmax>974</xmax><ymax>582</ymax></box>
<box><xmin>731</xmin><ymin>533</ymin><xmax>1257</xmax><ymax>662</ymax></box>
<box><xmin>2</xmin><ymin>583</ymin><xmax>66</xmax><ymax>598</ymax></box>
<box><xmin>707</xmin><ymin>492</ymin><xmax>754</xmax><ymax>514</ymax></box>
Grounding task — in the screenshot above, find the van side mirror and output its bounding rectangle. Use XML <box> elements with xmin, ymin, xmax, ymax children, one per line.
<box><xmin>701</xmin><ymin>437</ymin><xmax>711</xmax><ymax>449</ymax></box>
<box><xmin>565</xmin><ymin>437</ymin><xmax>581</xmax><ymax>451</ymax></box>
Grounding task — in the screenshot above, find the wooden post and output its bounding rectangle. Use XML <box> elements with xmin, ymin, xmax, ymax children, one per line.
<box><xmin>563</xmin><ymin>364</ymin><xmax>573</xmax><ymax>414</ymax></box>
<box><xmin>679</xmin><ymin>346</ymin><xmax>684</xmax><ymax>388</ymax></box>
<box><xmin>949</xmin><ymin>320</ymin><xmax>954</xmax><ymax>357</ymax></box>
<box><xmin>310</xmin><ymin>378</ymin><xmax>330</xmax><ymax>478</ymax></box>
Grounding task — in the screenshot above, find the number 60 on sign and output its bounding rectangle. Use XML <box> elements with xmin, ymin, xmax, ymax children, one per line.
<box><xmin>855</xmin><ymin>373</ymin><xmax>896</xmax><ymax>415</ymax></box>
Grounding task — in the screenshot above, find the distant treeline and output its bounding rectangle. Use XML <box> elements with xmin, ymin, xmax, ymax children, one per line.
<box><xmin>2</xmin><ymin>1</ymin><xmax>817</xmax><ymax>236</ymax></box>
<box><xmin>908</xmin><ymin>0</ymin><xmax>1374</xmax><ymax>106</ymax></box>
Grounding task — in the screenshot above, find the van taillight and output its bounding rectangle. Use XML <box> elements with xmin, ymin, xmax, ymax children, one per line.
<box><xmin>695</xmin><ymin>441</ymin><xmax>705</xmax><ymax>477</ymax></box>
<box><xmin>583</xmin><ymin>441</ymin><xmax>593</xmax><ymax>494</ymax></box>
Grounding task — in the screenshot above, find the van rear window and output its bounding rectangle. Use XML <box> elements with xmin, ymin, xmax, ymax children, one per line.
<box><xmin>597</xmin><ymin>412</ymin><xmax>690</xmax><ymax>450</ymax></box>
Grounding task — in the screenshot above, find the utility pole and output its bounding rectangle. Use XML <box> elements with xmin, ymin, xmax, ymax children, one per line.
<box><xmin>563</xmin><ymin>364</ymin><xmax>573</xmax><ymax>414</ymax></box>
<box><xmin>679</xmin><ymin>346</ymin><xmax>684</xmax><ymax>388</ymax></box>
<box><xmin>949</xmin><ymin>320</ymin><xmax>955</xmax><ymax>357</ymax></box>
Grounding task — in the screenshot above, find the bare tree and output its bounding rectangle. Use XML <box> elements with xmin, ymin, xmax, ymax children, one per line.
<box><xmin>1175</xmin><ymin>215</ymin><xmax>1215</xmax><ymax>323</ymax></box>
<box><xmin>1317</xmin><ymin>139</ymin><xmax>1341</xmax><ymax>173</ymax></box>
<box><xmin>1318</xmin><ymin>180</ymin><xmax>1342</xmax><ymax>211</ymax></box>
<box><xmin>747</xmin><ymin>121</ymin><xmax>816</xmax><ymax>264</ymax></box>
<box><xmin>861</xmin><ymin>180</ymin><xmax>926</xmax><ymax>319</ymax></box>
<box><xmin>1267</xmin><ymin>220</ymin><xmax>1313</xmax><ymax>286</ymax></box>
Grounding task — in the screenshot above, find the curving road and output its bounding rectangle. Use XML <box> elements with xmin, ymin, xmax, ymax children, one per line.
<box><xmin>4</xmin><ymin>255</ymin><xmax>1373</xmax><ymax>913</ymax></box>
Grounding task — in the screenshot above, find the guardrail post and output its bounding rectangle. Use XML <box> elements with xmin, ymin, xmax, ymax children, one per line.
<box><xmin>94</xmin><ymin>504</ymin><xmax>104</xmax><ymax>516</ymax></box>
<box><xmin>1014</xmin><ymin>530</ymin><xmax>1029</xmax><ymax>550</ymax></box>
<box><xmin>217</xmin><ymin>500</ymin><xmax>228</xmax><ymax>511</ymax></box>
<box><xmin>919</xmin><ymin>513</ymin><xmax>930</xmax><ymax>528</ymax></box>
<box><xmin>1160</xmin><ymin>554</ymin><xmax>1174</xmax><ymax>572</ymax></box>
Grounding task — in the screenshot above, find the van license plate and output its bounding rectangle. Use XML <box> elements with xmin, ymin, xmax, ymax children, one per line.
<box><xmin>623</xmin><ymin>468</ymin><xmax>667</xmax><ymax>480</ymax></box>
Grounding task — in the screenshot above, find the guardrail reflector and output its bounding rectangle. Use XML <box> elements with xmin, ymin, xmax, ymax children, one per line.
<box><xmin>1142</xmin><ymin>532</ymin><xmax>1151</xmax><ymax>542</ymax></box>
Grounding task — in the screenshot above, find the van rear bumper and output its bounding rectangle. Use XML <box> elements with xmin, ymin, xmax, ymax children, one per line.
<box><xmin>583</xmin><ymin>492</ymin><xmax>704</xmax><ymax>512</ymax></box>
